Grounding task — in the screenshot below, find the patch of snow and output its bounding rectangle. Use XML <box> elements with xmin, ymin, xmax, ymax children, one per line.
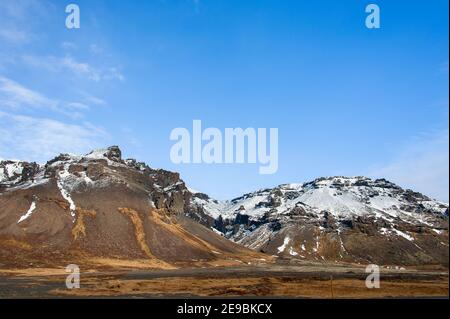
<box><xmin>297</xmin><ymin>183</ymin><xmax>378</xmax><ymax>218</ymax></box>
<box><xmin>0</xmin><ymin>168</ymin><xmax>6</xmax><ymax>182</ymax></box>
<box><xmin>6</xmin><ymin>162</ymin><xmax>23</xmax><ymax>177</ymax></box>
<box><xmin>337</xmin><ymin>231</ymin><xmax>346</xmax><ymax>253</ymax></box>
<box><xmin>84</xmin><ymin>149</ymin><xmax>124</xmax><ymax>168</ymax></box>
<box><xmin>84</xmin><ymin>149</ymin><xmax>110</xmax><ymax>160</ymax></box>
<box><xmin>3</xmin><ymin>169</ymin><xmax>49</xmax><ymax>192</ymax></box>
<box><xmin>211</xmin><ymin>227</ymin><xmax>224</xmax><ymax>236</ymax></box>
<box><xmin>187</xmin><ymin>187</ymin><xmax>200</xmax><ymax>194</ymax></box>
<box><xmin>163</xmin><ymin>181</ymin><xmax>184</xmax><ymax>192</ymax></box>
<box><xmin>392</xmin><ymin>228</ymin><xmax>414</xmax><ymax>241</ymax></box>
<box><xmin>277</xmin><ymin>236</ymin><xmax>290</xmax><ymax>253</ymax></box>
<box><xmin>0</xmin><ymin>161</ymin><xmax>24</xmax><ymax>184</ymax></box>
<box><xmin>79</xmin><ymin>171</ymin><xmax>94</xmax><ymax>185</ymax></box>
<box><xmin>289</xmin><ymin>247</ymin><xmax>298</xmax><ymax>256</ymax></box>
<box><xmin>235</xmin><ymin>223</ymin><xmax>275</xmax><ymax>250</ymax></box>
<box><xmin>314</xmin><ymin>234</ymin><xmax>320</xmax><ymax>252</ymax></box>
<box><xmin>192</xmin><ymin>196</ymin><xmax>228</xmax><ymax>220</ymax></box>
<box><xmin>18</xmin><ymin>201</ymin><xmax>36</xmax><ymax>223</ymax></box>
<box><xmin>57</xmin><ymin>164</ymin><xmax>76</xmax><ymax>220</ymax></box>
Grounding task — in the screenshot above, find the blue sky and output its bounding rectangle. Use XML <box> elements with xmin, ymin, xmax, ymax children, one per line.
<box><xmin>0</xmin><ymin>0</ymin><xmax>448</xmax><ymax>201</ymax></box>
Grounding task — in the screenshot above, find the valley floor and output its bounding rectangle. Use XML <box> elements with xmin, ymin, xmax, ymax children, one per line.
<box><xmin>0</xmin><ymin>261</ymin><xmax>448</xmax><ymax>298</ymax></box>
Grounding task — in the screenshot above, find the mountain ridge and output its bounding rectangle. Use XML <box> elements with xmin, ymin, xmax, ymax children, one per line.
<box><xmin>1</xmin><ymin>146</ymin><xmax>448</xmax><ymax>268</ymax></box>
<box><xmin>0</xmin><ymin>146</ymin><xmax>265</xmax><ymax>269</ymax></box>
<box><xmin>189</xmin><ymin>176</ymin><xmax>448</xmax><ymax>266</ymax></box>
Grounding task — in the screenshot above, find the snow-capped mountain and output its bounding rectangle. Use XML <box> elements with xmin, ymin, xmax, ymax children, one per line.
<box><xmin>189</xmin><ymin>176</ymin><xmax>449</xmax><ymax>266</ymax></box>
<box><xmin>0</xmin><ymin>146</ymin><xmax>260</xmax><ymax>268</ymax></box>
<box><xmin>1</xmin><ymin>147</ymin><xmax>448</xmax><ymax>267</ymax></box>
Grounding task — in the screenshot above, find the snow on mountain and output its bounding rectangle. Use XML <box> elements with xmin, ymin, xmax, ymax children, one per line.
<box><xmin>189</xmin><ymin>176</ymin><xmax>449</xmax><ymax>266</ymax></box>
<box><xmin>0</xmin><ymin>161</ymin><xmax>25</xmax><ymax>184</ymax></box>
<box><xmin>193</xmin><ymin>176</ymin><xmax>447</xmax><ymax>224</ymax></box>
<box><xmin>1</xmin><ymin>146</ymin><xmax>262</xmax><ymax>268</ymax></box>
<box><xmin>17</xmin><ymin>200</ymin><xmax>36</xmax><ymax>224</ymax></box>
<box><xmin>2</xmin><ymin>148</ymin><xmax>448</xmax><ymax>267</ymax></box>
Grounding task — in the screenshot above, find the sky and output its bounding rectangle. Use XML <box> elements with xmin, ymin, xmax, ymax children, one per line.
<box><xmin>0</xmin><ymin>0</ymin><xmax>448</xmax><ymax>201</ymax></box>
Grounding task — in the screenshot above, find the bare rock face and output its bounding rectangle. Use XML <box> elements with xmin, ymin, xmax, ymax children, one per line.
<box><xmin>0</xmin><ymin>161</ymin><xmax>40</xmax><ymax>190</ymax></box>
<box><xmin>104</xmin><ymin>145</ymin><xmax>122</xmax><ymax>161</ymax></box>
<box><xmin>189</xmin><ymin>176</ymin><xmax>449</xmax><ymax>267</ymax></box>
<box><xmin>0</xmin><ymin>147</ymin><xmax>257</xmax><ymax>268</ymax></box>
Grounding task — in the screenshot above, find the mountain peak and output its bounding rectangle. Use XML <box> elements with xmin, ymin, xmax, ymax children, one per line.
<box><xmin>85</xmin><ymin>145</ymin><xmax>122</xmax><ymax>162</ymax></box>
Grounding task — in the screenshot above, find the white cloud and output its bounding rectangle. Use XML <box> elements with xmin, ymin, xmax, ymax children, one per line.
<box><xmin>0</xmin><ymin>76</ymin><xmax>58</xmax><ymax>110</ymax></box>
<box><xmin>0</xmin><ymin>111</ymin><xmax>108</xmax><ymax>162</ymax></box>
<box><xmin>83</xmin><ymin>94</ymin><xmax>106</xmax><ymax>106</ymax></box>
<box><xmin>0</xmin><ymin>28</ymin><xmax>29</xmax><ymax>44</ymax></box>
<box><xmin>368</xmin><ymin>129</ymin><xmax>449</xmax><ymax>202</ymax></box>
<box><xmin>22</xmin><ymin>55</ymin><xmax>125</xmax><ymax>82</ymax></box>
<box><xmin>61</xmin><ymin>56</ymin><xmax>101</xmax><ymax>81</ymax></box>
<box><xmin>0</xmin><ymin>76</ymin><xmax>93</xmax><ymax>118</ymax></box>
<box><xmin>0</xmin><ymin>0</ymin><xmax>47</xmax><ymax>45</ymax></box>
<box><xmin>66</xmin><ymin>102</ymin><xmax>90</xmax><ymax>111</ymax></box>
<box><xmin>0</xmin><ymin>77</ymin><xmax>110</xmax><ymax>162</ymax></box>
<box><xmin>0</xmin><ymin>0</ymin><xmax>43</xmax><ymax>20</ymax></box>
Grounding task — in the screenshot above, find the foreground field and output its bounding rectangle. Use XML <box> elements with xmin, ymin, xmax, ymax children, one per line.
<box><xmin>0</xmin><ymin>262</ymin><xmax>448</xmax><ymax>298</ymax></box>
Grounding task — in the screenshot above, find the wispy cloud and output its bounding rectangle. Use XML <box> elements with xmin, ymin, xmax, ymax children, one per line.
<box><xmin>22</xmin><ymin>55</ymin><xmax>125</xmax><ymax>82</ymax></box>
<box><xmin>79</xmin><ymin>92</ymin><xmax>107</xmax><ymax>106</ymax></box>
<box><xmin>61</xmin><ymin>41</ymin><xmax>78</xmax><ymax>51</ymax></box>
<box><xmin>0</xmin><ymin>1</ymin><xmax>118</xmax><ymax>163</ymax></box>
<box><xmin>0</xmin><ymin>76</ymin><xmax>57</xmax><ymax>110</ymax></box>
<box><xmin>0</xmin><ymin>0</ymin><xmax>48</xmax><ymax>45</ymax></box>
<box><xmin>0</xmin><ymin>0</ymin><xmax>44</xmax><ymax>20</ymax></box>
<box><xmin>0</xmin><ymin>28</ymin><xmax>29</xmax><ymax>44</ymax></box>
<box><xmin>368</xmin><ymin>129</ymin><xmax>449</xmax><ymax>202</ymax></box>
<box><xmin>0</xmin><ymin>111</ymin><xmax>108</xmax><ymax>162</ymax></box>
<box><xmin>0</xmin><ymin>76</ymin><xmax>94</xmax><ymax>118</ymax></box>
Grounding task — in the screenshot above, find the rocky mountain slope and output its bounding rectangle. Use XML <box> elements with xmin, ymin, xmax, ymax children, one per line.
<box><xmin>189</xmin><ymin>177</ymin><xmax>449</xmax><ymax>267</ymax></box>
<box><xmin>1</xmin><ymin>147</ymin><xmax>448</xmax><ymax>268</ymax></box>
<box><xmin>0</xmin><ymin>146</ymin><xmax>262</xmax><ymax>269</ymax></box>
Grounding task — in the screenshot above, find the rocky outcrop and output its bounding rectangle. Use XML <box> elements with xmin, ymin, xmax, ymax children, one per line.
<box><xmin>0</xmin><ymin>160</ymin><xmax>40</xmax><ymax>190</ymax></box>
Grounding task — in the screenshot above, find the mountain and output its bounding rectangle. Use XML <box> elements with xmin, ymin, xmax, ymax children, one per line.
<box><xmin>1</xmin><ymin>147</ymin><xmax>448</xmax><ymax>269</ymax></box>
<box><xmin>189</xmin><ymin>176</ymin><xmax>449</xmax><ymax>267</ymax></box>
<box><xmin>0</xmin><ymin>146</ymin><xmax>263</xmax><ymax>269</ymax></box>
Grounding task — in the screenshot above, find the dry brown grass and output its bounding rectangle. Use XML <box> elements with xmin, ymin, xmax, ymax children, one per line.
<box><xmin>0</xmin><ymin>268</ymin><xmax>73</xmax><ymax>276</ymax></box>
<box><xmin>117</xmin><ymin>208</ymin><xmax>174</xmax><ymax>269</ymax></box>
<box><xmin>149</xmin><ymin>209</ymin><xmax>217</xmax><ymax>253</ymax></box>
<box><xmin>72</xmin><ymin>208</ymin><xmax>97</xmax><ymax>240</ymax></box>
<box><xmin>88</xmin><ymin>257</ymin><xmax>177</xmax><ymax>270</ymax></box>
<box><xmin>51</xmin><ymin>276</ymin><xmax>449</xmax><ymax>298</ymax></box>
<box><xmin>41</xmin><ymin>197</ymin><xmax>70</xmax><ymax>210</ymax></box>
<box><xmin>0</xmin><ymin>239</ymin><xmax>32</xmax><ymax>250</ymax></box>
<box><xmin>149</xmin><ymin>209</ymin><xmax>271</xmax><ymax>266</ymax></box>
<box><xmin>118</xmin><ymin>207</ymin><xmax>154</xmax><ymax>259</ymax></box>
